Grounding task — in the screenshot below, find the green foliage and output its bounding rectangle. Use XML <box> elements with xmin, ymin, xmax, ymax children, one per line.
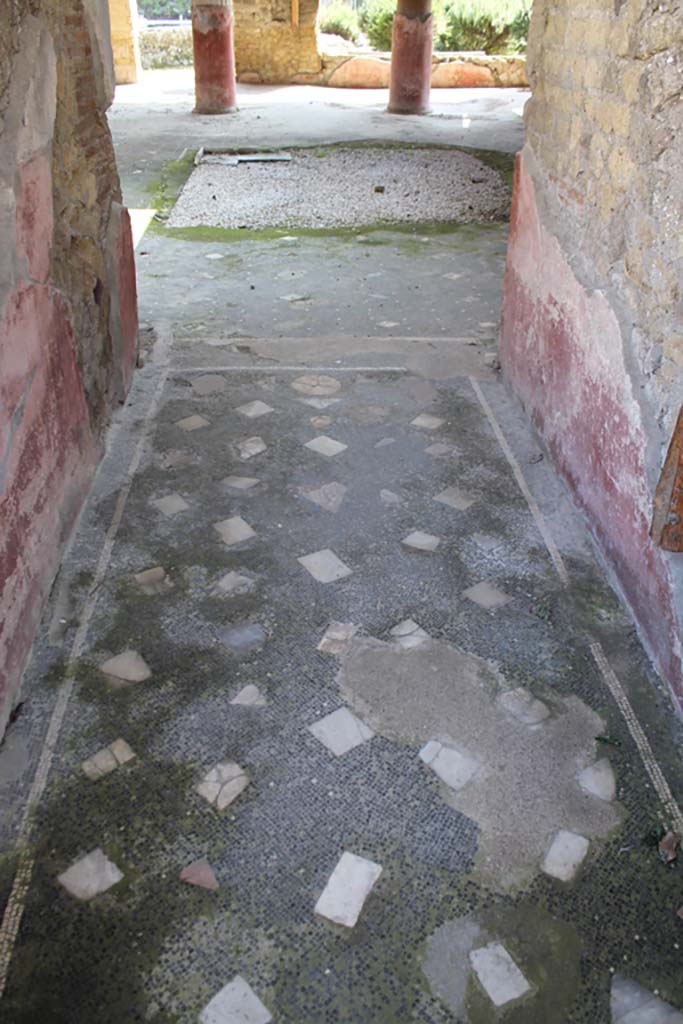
<box><xmin>358</xmin><ymin>0</ymin><xmax>395</xmax><ymax>51</ymax></box>
<box><xmin>138</xmin><ymin>0</ymin><xmax>190</xmax><ymax>17</ymax></box>
<box><xmin>318</xmin><ymin>1</ymin><xmax>361</xmax><ymax>41</ymax></box>
<box><xmin>435</xmin><ymin>0</ymin><xmax>530</xmax><ymax>53</ymax></box>
<box><xmin>139</xmin><ymin>27</ymin><xmax>193</xmax><ymax>69</ymax></box>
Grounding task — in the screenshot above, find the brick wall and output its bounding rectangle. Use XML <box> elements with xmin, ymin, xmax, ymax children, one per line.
<box><xmin>234</xmin><ymin>0</ymin><xmax>321</xmax><ymax>82</ymax></box>
<box><xmin>500</xmin><ymin>0</ymin><xmax>683</xmax><ymax>706</ymax></box>
<box><xmin>0</xmin><ymin>0</ymin><xmax>138</xmax><ymax>737</ymax></box>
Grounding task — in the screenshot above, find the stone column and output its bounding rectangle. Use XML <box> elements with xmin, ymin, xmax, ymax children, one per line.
<box><xmin>192</xmin><ymin>0</ymin><xmax>237</xmax><ymax>115</ymax></box>
<box><xmin>387</xmin><ymin>0</ymin><xmax>433</xmax><ymax>115</ymax></box>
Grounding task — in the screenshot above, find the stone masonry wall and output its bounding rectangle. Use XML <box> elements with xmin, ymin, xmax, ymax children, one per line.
<box><xmin>500</xmin><ymin>0</ymin><xmax>683</xmax><ymax>706</ymax></box>
<box><xmin>234</xmin><ymin>0</ymin><xmax>321</xmax><ymax>82</ymax></box>
<box><xmin>108</xmin><ymin>0</ymin><xmax>142</xmax><ymax>83</ymax></box>
<box><xmin>0</xmin><ymin>0</ymin><xmax>138</xmax><ymax>737</ymax></box>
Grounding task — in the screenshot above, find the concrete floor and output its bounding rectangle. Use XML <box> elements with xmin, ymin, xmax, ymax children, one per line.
<box><xmin>0</xmin><ymin>76</ymin><xmax>682</xmax><ymax>1023</ymax></box>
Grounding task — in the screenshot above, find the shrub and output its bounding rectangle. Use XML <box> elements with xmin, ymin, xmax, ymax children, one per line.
<box><xmin>436</xmin><ymin>0</ymin><xmax>530</xmax><ymax>53</ymax></box>
<box><xmin>318</xmin><ymin>1</ymin><xmax>361</xmax><ymax>41</ymax></box>
<box><xmin>358</xmin><ymin>0</ymin><xmax>395</xmax><ymax>51</ymax></box>
<box><xmin>138</xmin><ymin>0</ymin><xmax>190</xmax><ymax>16</ymax></box>
<box><xmin>139</xmin><ymin>26</ymin><xmax>193</xmax><ymax>69</ymax></box>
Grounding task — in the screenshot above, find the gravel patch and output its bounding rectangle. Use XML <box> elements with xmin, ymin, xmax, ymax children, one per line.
<box><xmin>167</xmin><ymin>146</ymin><xmax>510</xmax><ymax>229</ymax></box>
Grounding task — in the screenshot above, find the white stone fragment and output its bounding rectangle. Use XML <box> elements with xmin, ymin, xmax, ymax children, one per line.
<box><xmin>58</xmin><ymin>848</ymin><xmax>123</xmax><ymax>900</ymax></box>
<box><xmin>110</xmin><ymin>738</ymin><xmax>136</xmax><ymax>765</ymax></box>
<box><xmin>133</xmin><ymin>566</ymin><xmax>174</xmax><ymax>595</ymax></box>
<box><xmin>231</xmin><ymin>684</ymin><xmax>267</xmax><ymax>707</ymax></box>
<box><xmin>463</xmin><ymin>581</ymin><xmax>512</xmax><ymax>609</ymax></box>
<box><xmin>304</xmin><ymin>435</ymin><xmax>348</xmax><ymax>457</ymax></box>
<box><xmin>611</xmin><ymin>974</ymin><xmax>683</xmax><ymax>1023</ymax></box>
<box><xmin>298</xmin><ymin>397</ymin><xmax>340</xmax><ymax>410</ymax></box>
<box><xmin>152</xmin><ymin>493</ymin><xmax>189</xmax><ymax>517</ymax></box>
<box><xmin>402</xmin><ymin>530</ymin><xmax>440</xmax><ymax>552</ymax></box>
<box><xmin>390</xmin><ymin>619</ymin><xmax>430</xmax><ymax>649</ymax></box>
<box><xmin>292</xmin><ymin>374</ymin><xmax>341</xmax><ymax>396</ymax></box>
<box><xmin>497</xmin><ymin>687</ymin><xmax>550</xmax><ymax>726</ymax></box>
<box><xmin>425</xmin><ymin>442</ymin><xmax>456</xmax><ymax>457</ymax></box>
<box><xmin>100</xmin><ymin>650</ymin><xmax>151</xmax><ymax>683</ymax></box>
<box><xmin>469</xmin><ymin>942</ymin><xmax>531</xmax><ymax>1007</ymax></box>
<box><xmin>434</xmin><ymin>486</ymin><xmax>476</xmax><ymax>511</ymax></box>
<box><xmin>318</xmin><ymin>621</ymin><xmax>358</xmax><ymax>655</ymax></box>
<box><xmin>301</xmin><ymin>481</ymin><xmax>347</xmax><ymax>513</ymax></box>
<box><xmin>213</xmin><ymin>516</ymin><xmax>256</xmax><ymax>546</ymax></box>
<box><xmin>419</xmin><ymin>739</ymin><xmax>481</xmax><ymax>791</ymax></box>
<box><xmin>200</xmin><ymin>975</ymin><xmax>272</xmax><ymax>1024</ymax></box>
<box><xmin>176</xmin><ymin>414</ymin><xmax>209</xmax><ymax>432</ymax></box>
<box><xmin>380</xmin><ymin>489</ymin><xmax>401</xmax><ymax>506</ymax></box>
<box><xmin>197</xmin><ymin>761</ymin><xmax>250</xmax><ymax>810</ymax></box>
<box><xmin>411</xmin><ymin>413</ymin><xmax>444</xmax><ymax>431</ymax></box>
<box><xmin>222</xmin><ymin>475</ymin><xmax>260</xmax><ymax>491</ymax></box>
<box><xmin>211</xmin><ymin>570</ymin><xmax>255</xmax><ymax>596</ymax></box>
<box><xmin>236</xmin><ymin>400</ymin><xmax>273</xmax><ymax>418</ymax></box>
<box><xmin>577</xmin><ymin>759</ymin><xmax>616</xmax><ymax>803</ymax></box>
<box><xmin>298</xmin><ymin>549</ymin><xmax>352</xmax><ymax>583</ymax></box>
<box><xmin>541</xmin><ymin>830</ymin><xmax>589</xmax><ymax>882</ymax></box>
<box><xmin>309</xmin><ymin>707</ymin><xmax>374</xmax><ymax>756</ymax></box>
<box><xmin>375</xmin><ymin>437</ymin><xmax>395</xmax><ymax>448</ymax></box>
<box><xmin>82</xmin><ymin>746</ymin><xmax>117</xmax><ymax>780</ymax></box>
<box><xmin>238</xmin><ymin>436</ymin><xmax>267</xmax><ymax>460</ymax></box>
<box><xmin>315</xmin><ymin>851</ymin><xmax>382</xmax><ymax>928</ymax></box>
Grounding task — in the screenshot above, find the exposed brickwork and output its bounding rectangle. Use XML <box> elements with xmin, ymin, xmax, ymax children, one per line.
<box><xmin>108</xmin><ymin>0</ymin><xmax>141</xmax><ymax>83</ymax></box>
<box><xmin>0</xmin><ymin>0</ymin><xmax>137</xmax><ymax>737</ymax></box>
<box><xmin>501</xmin><ymin>0</ymin><xmax>683</xmax><ymax>706</ymax></box>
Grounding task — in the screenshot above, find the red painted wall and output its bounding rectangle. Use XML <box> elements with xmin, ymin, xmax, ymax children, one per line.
<box><xmin>500</xmin><ymin>153</ymin><xmax>683</xmax><ymax>706</ymax></box>
<box><xmin>0</xmin><ymin>5</ymin><xmax>138</xmax><ymax>737</ymax></box>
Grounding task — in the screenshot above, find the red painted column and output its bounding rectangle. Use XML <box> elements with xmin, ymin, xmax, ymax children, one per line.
<box><xmin>388</xmin><ymin>0</ymin><xmax>433</xmax><ymax>115</ymax></box>
<box><xmin>192</xmin><ymin>0</ymin><xmax>237</xmax><ymax>115</ymax></box>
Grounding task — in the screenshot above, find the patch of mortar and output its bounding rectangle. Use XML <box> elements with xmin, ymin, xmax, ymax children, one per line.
<box><xmin>339</xmin><ymin>636</ymin><xmax>622</xmax><ymax>890</ymax></box>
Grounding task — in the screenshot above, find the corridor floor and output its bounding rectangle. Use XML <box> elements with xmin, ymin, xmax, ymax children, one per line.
<box><xmin>1</xmin><ymin>84</ymin><xmax>683</xmax><ymax>1024</ymax></box>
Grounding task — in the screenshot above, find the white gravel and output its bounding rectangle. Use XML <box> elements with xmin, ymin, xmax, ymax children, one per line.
<box><xmin>167</xmin><ymin>146</ymin><xmax>510</xmax><ymax>229</ymax></box>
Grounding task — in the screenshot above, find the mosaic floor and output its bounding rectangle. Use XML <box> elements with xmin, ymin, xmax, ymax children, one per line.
<box><xmin>1</xmin><ymin>111</ymin><xmax>683</xmax><ymax>1020</ymax></box>
<box><xmin>1</xmin><ymin>351</ymin><xmax>683</xmax><ymax>1023</ymax></box>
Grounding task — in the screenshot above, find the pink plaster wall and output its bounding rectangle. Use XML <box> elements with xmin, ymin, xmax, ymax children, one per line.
<box><xmin>0</xmin><ymin>7</ymin><xmax>138</xmax><ymax>738</ymax></box>
<box><xmin>500</xmin><ymin>153</ymin><xmax>683</xmax><ymax>705</ymax></box>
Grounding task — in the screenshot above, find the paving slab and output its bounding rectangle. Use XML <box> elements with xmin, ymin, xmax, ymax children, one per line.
<box><xmin>315</xmin><ymin>851</ymin><xmax>383</xmax><ymax>927</ymax></box>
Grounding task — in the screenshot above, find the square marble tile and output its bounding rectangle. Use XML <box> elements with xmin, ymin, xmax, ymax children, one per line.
<box><xmin>390</xmin><ymin>619</ymin><xmax>430</xmax><ymax>649</ymax></box>
<box><xmin>196</xmin><ymin>762</ymin><xmax>250</xmax><ymax>811</ymax></box>
<box><xmin>301</xmin><ymin>481</ymin><xmax>347</xmax><ymax>513</ymax></box>
<box><xmin>236</xmin><ymin>400</ymin><xmax>274</xmax><ymax>419</ymax></box>
<box><xmin>200</xmin><ymin>976</ymin><xmax>272</xmax><ymax>1024</ymax></box>
<box><xmin>151</xmin><ymin>493</ymin><xmax>188</xmax><ymax>517</ymax></box>
<box><xmin>463</xmin><ymin>581</ymin><xmax>512</xmax><ymax>609</ymax></box>
<box><xmin>411</xmin><ymin>413</ymin><xmax>444</xmax><ymax>431</ymax></box>
<box><xmin>213</xmin><ymin>516</ymin><xmax>256</xmax><ymax>546</ymax></box>
<box><xmin>58</xmin><ymin>848</ymin><xmax>123</xmax><ymax>900</ymax></box>
<box><xmin>419</xmin><ymin>739</ymin><xmax>481</xmax><ymax>791</ymax></box>
<box><xmin>222</xmin><ymin>475</ymin><xmax>260</xmax><ymax>491</ymax></box>
<box><xmin>541</xmin><ymin>830</ymin><xmax>589</xmax><ymax>881</ymax></box>
<box><xmin>298</xmin><ymin>548</ymin><xmax>352</xmax><ymax>583</ymax></box>
<box><xmin>434</xmin><ymin>486</ymin><xmax>477</xmax><ymax>511</ymax></box>
<box><xmin>309</xmin><ymin>707</ymin><xmax>374</xmax><ymax>756</ymax></box>
<box><xmin>176</xmin><ymin>414</ymin><xmax>209</xmax><ymax>432</ymax></box>
<box><xmin>402</xmin><ymin>530</ymin><xmax>440</xmax><ymax>552</ymax></box>
<box><xmin>304</xmin><ymin>435</ymin><xmax>348</xmax><ymax>457</ymax></box>
<box><xmin>315</xmin><ymin>851</ymin><xmax>382</xmax><ymax>928</ymax></box>
<box><xmin>469</xmin><ymin>943</ymin><xmax>531</xmax><ymax>1007</ymax></box>
<box><xmin>238</xmin><ymin>436</ymin><xmax>267</xmax><ymax>460</ymax></box>
<box><xmin>318</xmin><ymin>621</ymin><xmax>358</xmax><ymax>655</ymax></box>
